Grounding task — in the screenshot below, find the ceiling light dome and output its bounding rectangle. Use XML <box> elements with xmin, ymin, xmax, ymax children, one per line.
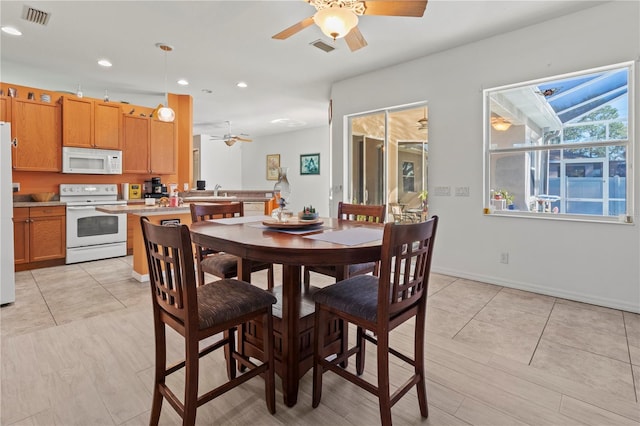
<box><xmin>313</xmin><ymin>6</ymin><xmax>358</xmax><ymax>39</ymax></box>
<box><xmin>157</xmin><ymin>106</ymin><xmax>176</xmax><ymax>122</ymax></box>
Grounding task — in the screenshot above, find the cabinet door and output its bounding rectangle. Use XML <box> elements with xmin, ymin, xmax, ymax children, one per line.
<box><xmin>94</xmin><ymin>101</ymin><xmax>122</xmax><ymax>149</ymax></box>
<box><xmin>0</xmin><ymin>96</ymin><xmax>11</xmax><ymax>122</ymax></box>
<box><xmin>11</xmin><ymin>98</ymin><xmax>61</xmax><ymax>171</ymax></box>
<box><xmin>62</xmin><ymin>96</ymin><xmax>93</xmax><ymax>148</ymax></box>
<box><xmin>150</xmin><ymin>119</ymin><xmax>175</xmax><ymax>174</ymax></box>
<box><xmin>29</xmin><ymin>209</ymin><xmax>66</xmax><ymax>262</ymax></box>
<box><xmin>13</xmin><ymin>208</ymin><xmax>29</xmax><ymax>264</ymax></box>
<box><xmin>122</xmin><ymin>115</ymin><xmax>150</xmax><ymax>173</ymax></box>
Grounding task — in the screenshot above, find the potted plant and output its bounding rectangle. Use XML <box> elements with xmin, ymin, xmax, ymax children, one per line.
<box><xmin>497</xmin><ymin>189</ymin><xmax>514</xmax><ymax>209</ymax></box>
<box><xmin>418</xmin><ymin>190</ymin><xmax>428</xmax><ymax>212</ymax></box>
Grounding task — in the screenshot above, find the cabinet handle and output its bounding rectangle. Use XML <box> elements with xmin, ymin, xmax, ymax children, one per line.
<box><xmin>11</xmin><ymin>137</ymin><xmax>18</xmax><ymax>147</ymax></box>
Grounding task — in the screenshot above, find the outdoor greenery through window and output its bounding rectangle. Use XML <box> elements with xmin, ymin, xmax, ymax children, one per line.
<box><xmin>484</xmin><ymin>62</ymin><xmax>633</xmax><ymax>222</ymax></box>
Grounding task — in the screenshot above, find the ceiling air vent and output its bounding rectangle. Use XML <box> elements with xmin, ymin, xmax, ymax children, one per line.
<box><xmin>310</xmin><ymin>39</ymin><xmax>335</xmax><ymax>53</ymax></box>
<box><xmin>22</xmin><ymin>5</ymin><xmax>51</xmax><ymax>26</ymax></box>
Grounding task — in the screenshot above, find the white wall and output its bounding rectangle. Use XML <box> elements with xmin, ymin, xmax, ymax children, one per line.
<box><xmin>241</xmin><ymin>126</ymin><xmax>331</xmax><ymax>215</ymax></box>
<box><xmin>330</xmin><ymin>1</ymin><xmax>640</xmax><ymax>312</ymax></box>
<box><xmin>194</xmin><ymin>134</ymin><xmax>242</xmax><ymax>190</ymax></box>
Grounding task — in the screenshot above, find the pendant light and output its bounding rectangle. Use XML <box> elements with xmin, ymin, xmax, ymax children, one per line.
<box><xmin>156</xmin><ymin>43</ymin><xmax>175</xmax><ymax>123</ymax></box>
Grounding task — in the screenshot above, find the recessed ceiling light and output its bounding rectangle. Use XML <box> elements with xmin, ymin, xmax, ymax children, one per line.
<box><xmin>236</xmin><ymin>81</ymin><xmax>248</xmax><ymax>88</ymax></box>
<box><xmin>1</xmin><ymin>26</ymin><xmax>22</xmax><ymax>36</ymax></box>
<box><xmin>177</xmin><ymin>79</ymin><xmax>189</xmax><ymax>86</ymax></box>
<box><xmin>97</xmin><ymin>59</ymin><xmax>112</xmax><ymax>67</ymax></box>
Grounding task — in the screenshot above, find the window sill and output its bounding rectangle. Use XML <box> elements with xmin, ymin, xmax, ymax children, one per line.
<box><xmin>485</xmin><ymin>210</ymin><xmax>635</xmax><ymax>225</ymax></box>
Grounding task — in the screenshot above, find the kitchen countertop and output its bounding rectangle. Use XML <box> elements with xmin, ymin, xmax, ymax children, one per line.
<box><xmin>96</xmin><ymin>204</ymin><xmax>193</xmax><ymax>215</ymax></box>
<box><xmin>13</xmin><ymin>201</ymin><xmax>66</xmax><ymax>208</ymax></box>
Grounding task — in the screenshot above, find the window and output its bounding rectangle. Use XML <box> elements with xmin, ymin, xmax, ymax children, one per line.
<box><xmin>484</xmin><ymin>62</ymin><xmax>634</xmax><ymax>222</ymax></box>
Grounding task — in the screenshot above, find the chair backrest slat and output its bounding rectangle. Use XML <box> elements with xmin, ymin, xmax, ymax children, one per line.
<box><xmin>337</xmin><ymin>202</ymin><xmax>386</xmax><ymax>223</ymax></box>
<box><xmin>377</xmin><ymin>216</ymin><xmax>438</xmax><ymax>320</ymax></box>
<box><xmin>190</xmin><ymin>202</ymin><xmax>244</xmax><ymax>222</ymax></box>
<box><xmin>141</xmin><ymin>217</ymin><xmax>198</xmax><ymax>326</ymax></box>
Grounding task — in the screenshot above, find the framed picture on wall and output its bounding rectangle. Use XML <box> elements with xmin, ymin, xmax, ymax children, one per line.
<box><xmin>266</xmin><ymin>154</ymin><xmax>280</xmax><ymax>180</ymax></box>
<box><xmin>300</xmin><ymin>153</ymin><xmax>320</xmax><ymax>175</ymax></box>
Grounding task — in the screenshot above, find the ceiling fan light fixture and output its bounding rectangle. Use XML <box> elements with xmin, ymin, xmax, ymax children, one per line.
<box><xmin>314</xmin><ymin>6</ymin><xmax>358</xmax><ymax>40</ymax></box>
<box><xmin>225</xmin><ymin>139</ymin><xmax>236</xmax><ymax>147</ymax></box>
<box><xmin>491</xmin><ymin>116</ymin><xmax>512</xmax><ymax>131</ymax></box>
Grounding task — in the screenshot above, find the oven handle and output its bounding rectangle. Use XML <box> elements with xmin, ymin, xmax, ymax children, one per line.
<box><xmin>67</xmin><ymin>206</ymin><xmax>98</xmax><ymax>211</ymax></box>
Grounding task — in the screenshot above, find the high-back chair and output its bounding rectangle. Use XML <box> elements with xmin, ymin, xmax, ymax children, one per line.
<box><xmin>190</xmin><ymin>202</ymin><xmax>274</xmax><ymax>289</ymax></box>
<box><xmin>311</xmin><ymin>216</ymin><xmax>439</xmax><ymax>426</ymax></box>
<box><xmin>303</xmin><ymin>202</ymin><xmax>385</xmax><ymax>292</ymax></box>
<box><xmin>140</xmin><ymin>217</ymin><xmax>277</xmax><ymax>425</ymax></box>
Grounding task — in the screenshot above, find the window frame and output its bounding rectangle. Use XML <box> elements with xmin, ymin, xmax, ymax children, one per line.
<box><xmin>483</xmin><ymin>61</ymin><xmax>635</xmax><ymax>224</ymax></box>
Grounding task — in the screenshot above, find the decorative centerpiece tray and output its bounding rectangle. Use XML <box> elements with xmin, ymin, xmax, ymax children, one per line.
<box><xmin>262</xmin><ymin>218</ymin><xmax>323</xmax><ymax>229</ymax></box>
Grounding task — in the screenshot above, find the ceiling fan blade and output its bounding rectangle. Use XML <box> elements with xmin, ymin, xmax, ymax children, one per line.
<box><xmin>363</xmin><ymin>0</ymin><xmax>428</xmax><ymax>17</ymax></box>
<box><xmin>344</xmin><ymin>26</ymin><xmax>368</xmax><ymax>52</ymax></box>
<box><xmin>272</xmin><ymin>16</ymin><xmax>315</xmax><ymax>40</ymax></box>
<box><xmin>236</xmin><ymin>136</ymin><xmax>253</xmax><ymax>142</ymax></box>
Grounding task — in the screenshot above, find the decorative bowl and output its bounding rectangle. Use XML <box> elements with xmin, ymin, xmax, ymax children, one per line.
<box><xmin>31</xmin><ymin>192</ymin><xmax>55</xmax><ymax>202</ymax></box>
<box><xmin>299</xmin><ymin>212</ymin><xmax>319</xmax><ymax>221</ymax></box>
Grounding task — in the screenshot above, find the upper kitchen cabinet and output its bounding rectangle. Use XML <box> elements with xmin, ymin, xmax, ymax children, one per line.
<box><xmin>0</xmin><ymin>95</ymin><xmax>11</xmax><ymax>122</ymax></box>
<box><xmin>122</xmin><ymin>115</ymin><xmax>176</xmax><ymax>174</ymax></box>
<box><xmin>122</xmin><ymin>114</ymin><xmax>150</xmax><ymax>174</ymax></box>
<box><xmin>150</xmin><ymin>119</ymin><xmax>176</xmax><ymax>174</ymax></box>
<box><xmin>11</xmin><ymin>98</ymin><xmax>61</xmax><ymax>171</ymax></box>
<box><xmin>62</xmin><ymin>96</ymin><xmax>122</xmax><ymax>149</ymax></box>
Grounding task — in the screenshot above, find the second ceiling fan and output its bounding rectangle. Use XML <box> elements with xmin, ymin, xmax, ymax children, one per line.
<box><xmin>273</xmin><ymin>0</ymin><xmax>428</xmax><ymax>52</ymax></box>
<box><xmin>210</xmin><ymin>121</ymin><xmax>253</xmax><ymax>146</ymax></box>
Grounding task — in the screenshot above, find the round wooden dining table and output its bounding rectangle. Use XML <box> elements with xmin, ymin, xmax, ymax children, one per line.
<box><xmin>189</xmin><ymin>217</ymin><xmax>384</xmax><ymax>407</ymax></box>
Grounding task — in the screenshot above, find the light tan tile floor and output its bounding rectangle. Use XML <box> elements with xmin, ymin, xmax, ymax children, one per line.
<box><xmin>1</xmin><ymin>256</ymin><xmax>639</xmax><ymax>425</ymax></box>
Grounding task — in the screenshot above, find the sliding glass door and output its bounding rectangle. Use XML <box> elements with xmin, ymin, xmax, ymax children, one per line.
<box><xmin>348</xmin><ymin>104</ymin><xmax>428</xmax><ymax>221</ymax></box>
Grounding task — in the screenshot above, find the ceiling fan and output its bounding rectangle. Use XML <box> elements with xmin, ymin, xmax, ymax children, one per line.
<box><xmin>272</xmin><ymin>0</ymin><xmax>428</xmax><ymax>52</ymax></box>
<box><xmin>209</xmin><ymin>121</ymin><xmax>253</xmax><ymax>146</ymax></box>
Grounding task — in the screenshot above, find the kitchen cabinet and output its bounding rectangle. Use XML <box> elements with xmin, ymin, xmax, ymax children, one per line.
<box><xmin>0</xmin><ymin>95</ymin><xmax>11</xmax><ymax>122</ymax></box>
<box><xmin>13</xmin><ymin>206</ymin><xmax>66</xmax><ymax>265</ymax></box>
<box><xmin>11</xmin><ymin>98</ymin><xmax>61</xmax><ymax>171</ymax></box>
<box><xmin>122</xmin><ymin>115</ymin><xmax>150</xmax><ymax>174</ymax></box>
<box><xmin>122</xmin><ymin>115</ymin><xmax>176</xmax><ymax>174</ymax></box>
<box><xmin>62</xmin><ymin>96</ymin><xmax>122</xmax><ymax>149</ymax></box>
<box><xmin>150</xmin><ymin>119</ymin><xmax>176</xmax><ymax>174</ymax></box>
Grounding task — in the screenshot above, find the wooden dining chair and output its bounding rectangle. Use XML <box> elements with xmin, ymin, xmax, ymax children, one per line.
<box><xmin>311</xmin><ymin>216</ymin><xmax>439</xmax><ymax>426</ymax></box>
<box><xmin>140</xmin><ymin>217</ymin><xmax>277</xmax><ymax>425</ymax></box>
<box><xmin>303</xmin><ymin>201</ymin><xmax>386</xmax><ymax>292</ymax></box>
<box><xmin>190</xmin><ymin>202</ymin><xmax>274</xmax><ymax>289</ymax></box>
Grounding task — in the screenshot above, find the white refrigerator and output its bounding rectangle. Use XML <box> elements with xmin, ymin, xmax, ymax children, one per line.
<box><xmin>1</xmin><ymin>122</ymin><xmax>15</xmax><ymax>304</ymax></box>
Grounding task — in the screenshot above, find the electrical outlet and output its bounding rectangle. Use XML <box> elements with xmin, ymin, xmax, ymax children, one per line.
<box><xmin>500</xmin><ymin>252</ymin><xmax>509</xmax><ymax>264</ymax></box>
<box><xmin>455</xmin><ymin>186</ymin><xmax>470</xmax><ymax>197</ymax></box>
<box><xmin>12</xmin><ymin>182</ymin><xmax>20</xmax><ymax>192</ymax></box>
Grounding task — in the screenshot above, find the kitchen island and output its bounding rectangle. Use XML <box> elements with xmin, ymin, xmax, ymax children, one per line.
<box><xmin>98</xmin><ymin>197</ymin><xmax>274</xmax><ymax>282</ymax></box>
<box><xmin>97</xmin><ymin>204</ymin><xmax>194</xmax><ymax>282</ymax></box>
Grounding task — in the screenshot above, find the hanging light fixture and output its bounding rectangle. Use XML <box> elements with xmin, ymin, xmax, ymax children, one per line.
<box><xmin>491</xmin><ymin>116</ymin><xmax>512</xmax><ymax>131</ymax></box>
<box><xmin>156</xmin><ymin>43</ymin><xmax>175</xmax><ymax>123</ymax></box>
<box><xmin>417</xmin><ymin>107</ymin><xmax>428</xmax><ymax>131</ymax></box>
<box><xmin>313</xmin><ymin>6</ymin><xmax>358</xmax><ymax>40</ymax></box>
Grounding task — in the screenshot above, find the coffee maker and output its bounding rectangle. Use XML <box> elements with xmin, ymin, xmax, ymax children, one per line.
<box><xmin>143</xmin><ymin>177</ymin><xmax>168</xmax><ymax>199</ymax></box>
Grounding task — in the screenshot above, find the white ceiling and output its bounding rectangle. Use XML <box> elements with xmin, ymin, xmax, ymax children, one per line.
<box><xmin>0</xmin><ymin>0</ymin><xmax>604</xmax><ymax>138</ymax></box>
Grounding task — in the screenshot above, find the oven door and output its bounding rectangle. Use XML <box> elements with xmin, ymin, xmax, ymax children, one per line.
<box><xmin>66</xmin><ymin>205</ymin><xmax>127</xmax><ymax>248</ymax></box>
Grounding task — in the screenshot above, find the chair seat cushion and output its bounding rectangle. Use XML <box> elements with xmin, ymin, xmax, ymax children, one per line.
<box><xmin>312</xmin><ymin>275</ymin><xmax>379</xmax><ymax>323</ymax></box>
<box><xmin>197</xmin><ymin>279</ymin><xmax>277</xmax><ymax>329</ymax></box>
<box><xmin>200</xmin><ymin>253</ymin><xmax>239</xmax><ymax>278</ymax></box>
<box><xmin>309</xmin><ymin>262</ymin><xmax>376</xmax><ymax>278</ymax></box>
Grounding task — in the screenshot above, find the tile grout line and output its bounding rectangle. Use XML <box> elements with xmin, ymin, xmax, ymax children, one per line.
<box><xmin>32</xmin><ymin>270</ymin><xmax>59</xmax><ymax>326</ymax></box>
<box><xmin>450</xmin><ymin>284</ymin><xmax>502</xmax><ymax>340</ymax></box>
<box><xmin>526</xmin><ymin>297</ymin><xmax>557</xmax><ymax>366</ymax></box>
<box><xmin>621</xmin><ymin>312</ymin><xmax>639</xmax><ymax>403</ymax></box>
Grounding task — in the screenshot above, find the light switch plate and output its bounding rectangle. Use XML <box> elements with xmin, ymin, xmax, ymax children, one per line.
<box><xmin>455</xmin><ymin>186</ymin><xmax>470</xmax><ymax>197</ymax></box>
<box><xmin>12</xmin><ymin>183</ymin><xmax>20</xmax><ymax>192</ymax></box>
<box><xmin>433</xmin><ymin>186</ymin><xmax>451</xmax><ymax>196</ymax></box>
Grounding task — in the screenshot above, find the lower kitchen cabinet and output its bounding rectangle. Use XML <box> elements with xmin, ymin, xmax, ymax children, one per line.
<box><xmin>14</xmin><ymin>206</ymin><xmax>66</xmax><ymax>269</ymax></box>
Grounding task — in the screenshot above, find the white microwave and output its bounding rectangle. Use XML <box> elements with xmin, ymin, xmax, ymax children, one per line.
<box><xmin>62</xmin><ymin>147</ymin><xmax>122</xmax><ymax>174</ymax></box>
